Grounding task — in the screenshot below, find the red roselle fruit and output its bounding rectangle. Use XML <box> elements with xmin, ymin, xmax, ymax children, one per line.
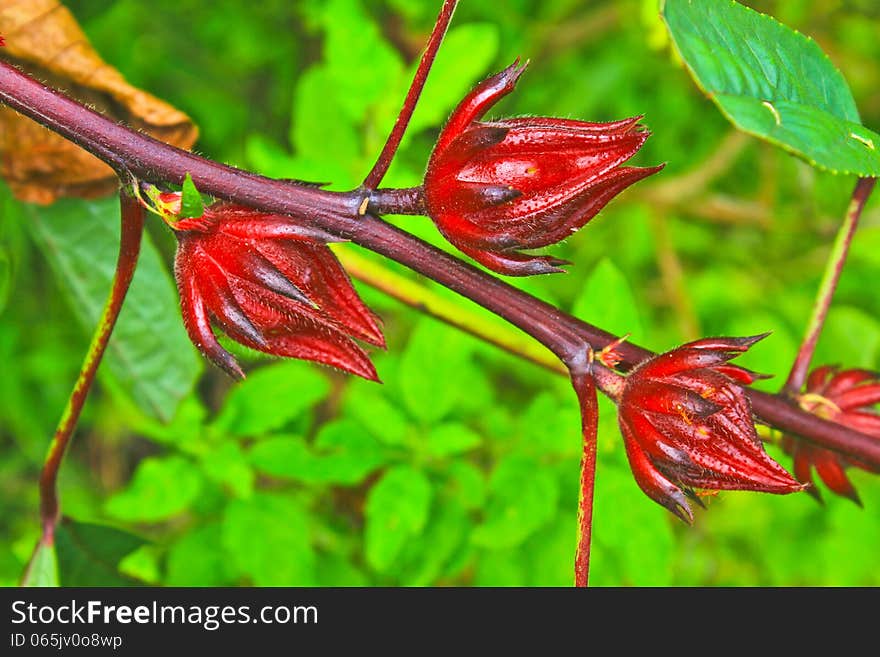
<box><xmin>154</xmin><ymin>192</ymin><xmax>385</xmax><ymax>380</ymax></box>
<box><xmin>613</xmin><ymin>335</ymin><xmax>804</xmax><ymax>522</ymax></box>
<box><xmin>781</xmin><ymin>366</ymin><xmax>880</xmax><ymax>505</ymax></box>
<box><xmin>423</xmin><ymin>60</ymin><xmax>663</xmax><ymax>276</ymax></box>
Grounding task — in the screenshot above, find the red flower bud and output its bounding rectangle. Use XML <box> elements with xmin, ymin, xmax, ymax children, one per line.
<box><xmin>166</xmin><ymin>197</ymin><xmax>384</xmax><ymax>380</ymax></box>
<box><xmin>423</xmin><ymin>61</ymin><xmax>663</xmax><ymax>276</ymax></box>
<box><xmin>781</xmin><ymin>366</ymin><xmax>880</xmax><ymax>505</ymax></box>
<box><xmin>616</xmin><ymin>335</ymin><xmax>803</xmax><ymax>523</ymax></box>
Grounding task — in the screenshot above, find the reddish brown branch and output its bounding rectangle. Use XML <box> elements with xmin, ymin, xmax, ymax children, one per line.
<box><xmin>1</xmin><ymin>60</ymin><xmax>879</xmax><ymax>470</ymax></box>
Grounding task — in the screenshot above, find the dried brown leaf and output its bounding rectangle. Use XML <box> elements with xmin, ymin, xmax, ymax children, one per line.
<box><xmin>0</xmin><ymin>0</ymin><xmax>198</xmax><ymax>203</ymax></box>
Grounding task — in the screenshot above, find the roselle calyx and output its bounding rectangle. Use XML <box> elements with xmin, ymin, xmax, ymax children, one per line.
<box><xmin>781</xmin><ymin>365</ymin><xmax>880</xmax><ymax>505</ymax></box>
<box><xmin>615</xmin><ymin>335</ymin><xmax>803</xmax><ymax>523</ymax></box>
<box><xmin>423</xmin><ymin>60</ymin><xmax>663</xmax><ymax>276</ymax></box>
<box><xmin>157</xmin><ymin>193</ymin><xmax>385</xmax><ymax>380</ymax></box>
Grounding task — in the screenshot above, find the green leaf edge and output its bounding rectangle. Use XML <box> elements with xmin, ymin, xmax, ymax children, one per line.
<box><xmin>660</xmin><ymin>0</ymin><xmax>880</xmax><ymax>176</ymax></box>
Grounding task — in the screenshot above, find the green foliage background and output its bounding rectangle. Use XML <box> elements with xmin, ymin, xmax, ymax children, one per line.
<box><xmin>1</xmin><ymin>0</ymin><xmax>879</xmax><ymax>586</ymax></box>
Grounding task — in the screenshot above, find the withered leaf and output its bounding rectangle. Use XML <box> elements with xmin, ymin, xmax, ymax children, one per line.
<box><xmin>0</xmin><ymin>0</ymin><xmax>198</xmax><ymax>204</ymax></box>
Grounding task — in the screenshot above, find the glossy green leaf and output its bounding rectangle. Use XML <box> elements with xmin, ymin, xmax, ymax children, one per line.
<box><xmin>55</xmin><ymin>519</ymin><xmax>146</xmax><ymax>586</ymax></box>
<box><xmin>212</xmin><ymin>360</ymin><xmax>330</xmax><ymax>436</ymax></box>
<box><xmin>104</xmin><ymin>456</ymin><xmax>203</xmax><ymax>522</ymax></box>
<box><xmin>222</xmin><ymin>493</ymin><xmax>315</xmax><ymax>586</ymax></box>
<box><xmin>662</xmin><ymin>0</ymin><xmax>880</xmax><ymax>175</ymax></box>
<box><xmin>364</xmin><ymin>465</ymin><xmax>432</xmax><ymax>573</ymax></box>
<box><xmin>26</xmin><ymin>196</ymin><xmax>201</xmax><ymax>422</ymax></box>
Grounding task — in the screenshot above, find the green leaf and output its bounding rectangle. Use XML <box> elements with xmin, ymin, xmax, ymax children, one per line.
<box><xmin>424</xmin><ymin>422</ymin><xmax>483</xmax><ymax>458</ymax></box>
<box><xmin>104</xmin><ymin>456</ymin><xmax>203</xmax><ymax>523</ymax></box>
<box><xmin>573</xmin><ymin>257</ymin><xmax>644</xmax><ymax>341</ymax></box>
<box><xmin>315</xmin><ymin>553</ymin><xmax>370</xmax><ymax>587</ymax></box>
<box><xmin>444</xmin><ymin>461</ymin><xmax>487</xmax><ymax>511</ymax></box>
<box><xmin>321</xmin><ymin>0</ymin><xmax>404</xmax><ymax>122</ymax></box>
<box><xmin>590</xmin><ymin>451</ymin><xmax>675</xmax><ymax>586</ymax></box>
<box><xmin>341</xmin><ymin>383</ymin><xmax>411</xmax><ymax>446</ymax></box>
<box><xmin>25</xmin><ymin>196</ymin><xmax>201</xmax><ymax>422</ymax></box>
<box><xmin>21</xmin><ymin>541</ymin><xmax>58</xmax><ymax>587</ymax></box>
<box><xmin>398</xmin><ymin>319</ymin><xmax>476</xmax><ymax>424</ymax></box>
<box><xmin>519</xmin><ymin>393</ymin><xmax>581</xmax><ymax>458</ymax></box>
<box><xmin>212</xmin><ymin>361</ymin><xmax>330</xmax><ymax>436</ymax></box>
<box><xmin>816</xmin><ymin>305</ymin><xmax>880</xmax><ymax>370</ymax></box>
<box><xmin>399</xmin><ymin>501</ymin><xmax>470</xmax><ymax>586</ymax></box>
<box><xmin>662</xmin><ymin>0</ymin><xmax>880</xmax><ymax>175</ymax></box>
<box><xmin>523</xmin><ymin>515</ymin><xmax>578</xmax><ymax>587</ymax></box>
<box><xmin>312</xmin><ymin>420</ymin><xmax>393</xmax><ymax>484</ymax></box>
<box><xmin>222</xmin><ymin>493</ymin><xmax>315</xmax><ymax>585</ymax></box>
<box><xmin>165</xmin><ymin>523</ymin><xmax>234</xmax><ymax>586</ymax></box>
<box><xmin>55</xmin><ymin>519</ymin><xmax>147</xmax><ymax>586</ymax></box>
<box><xmin>118</xmin><ymin>545</ymin><xmax>161</xmax><ymax>584</ymax></box>
<box><xmin>364</xmin><ymin>465</ymin><xmax>433</xmax><ymax>573</ymax></box>
<box><xmin>199</xmin><ymin>442</ymin><xmax>254</xmax><ymax>498</ymax></box>
<box><xmin>407</xmin><ymin>23</ymin><xmax>501</xmax><ymax>135</ymax></box>
<box><xmin>474</xmin><ymin>549</ymin><xmax>526</xmax><ymax>586</ymax></box>
<box><xmin>289</xmin><ymin>66</ymin><xmax>363</xmax><ymax>186</ymax></box>
<box><xmin>179</xmin><ymin>173</ymin><xmax>204</xmax><ymax>219</ymax></box>
<box><xmin>0</xmin><ymin>244</ymin><xmax>10</xmax><ymax>316</ymax></box>
<box><xmin>248</xmin><ymin>435</ymin><xmax>314</xmax><ymax>480</ymax></box>
<box><xmin>472</xmin><ymin>455</ymin><xmax>559</xmax><ymax>549</ymax></box>
<box><xmin>249</xmin><ymin>421</ymin><xmax>391</xmax><ymax>486</ymax></box>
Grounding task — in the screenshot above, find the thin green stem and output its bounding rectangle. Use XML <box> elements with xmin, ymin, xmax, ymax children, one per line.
<box><xmin>37</xmin><ymin>188</ymin><xmax>144</xmax><ymax>545</ymax></box>
<box><xmin>784</xmin><ymin>177</ymin><xmax>876</xmax><ymax>394</ymax></box>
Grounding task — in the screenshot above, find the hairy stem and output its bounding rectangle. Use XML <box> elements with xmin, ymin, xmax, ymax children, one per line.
<box><xmin>784</xmin><ymin>177</ymin><xmax>876</xmax><ymax>394</ymax></box>
<box><xmin>334</xmin><ymin>245</ymin><xmax>564</xmax><ymax>374</ymax></box>
<box><xmin>2</xmin><ymin>61</ymin><xmax>879</xmax><ymax>469</ymax></box>
<box><xmin>572</xmin><ymin>372</ymin><xmax>598</xmax><ymax>587</ymax></box>
<box><xmin>368</xmin><ymin>187</ymin><xmax>427</xmax><ymax>215</ymax></box>
<box><xmin>37</xmin><ymin>189</ymin><xmax>144</xmax><ymax>545</ymax></box>
<box><xmin>361</xmin><ymin>0</ymin><xmax>458</xmax><ymax>190</ymax></box>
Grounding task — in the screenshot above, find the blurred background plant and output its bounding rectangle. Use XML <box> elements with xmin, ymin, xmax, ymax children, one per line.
<box><xmin>1</xmin><ymin>0</ymin><xmax>878</xmax><ymax>586</ymax></box>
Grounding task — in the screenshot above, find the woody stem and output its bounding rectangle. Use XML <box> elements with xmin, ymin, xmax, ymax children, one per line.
<box><xmin>1</xmin><ymin>61</ymin><xmax>879</xmax><ymax>469</ymax></box>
